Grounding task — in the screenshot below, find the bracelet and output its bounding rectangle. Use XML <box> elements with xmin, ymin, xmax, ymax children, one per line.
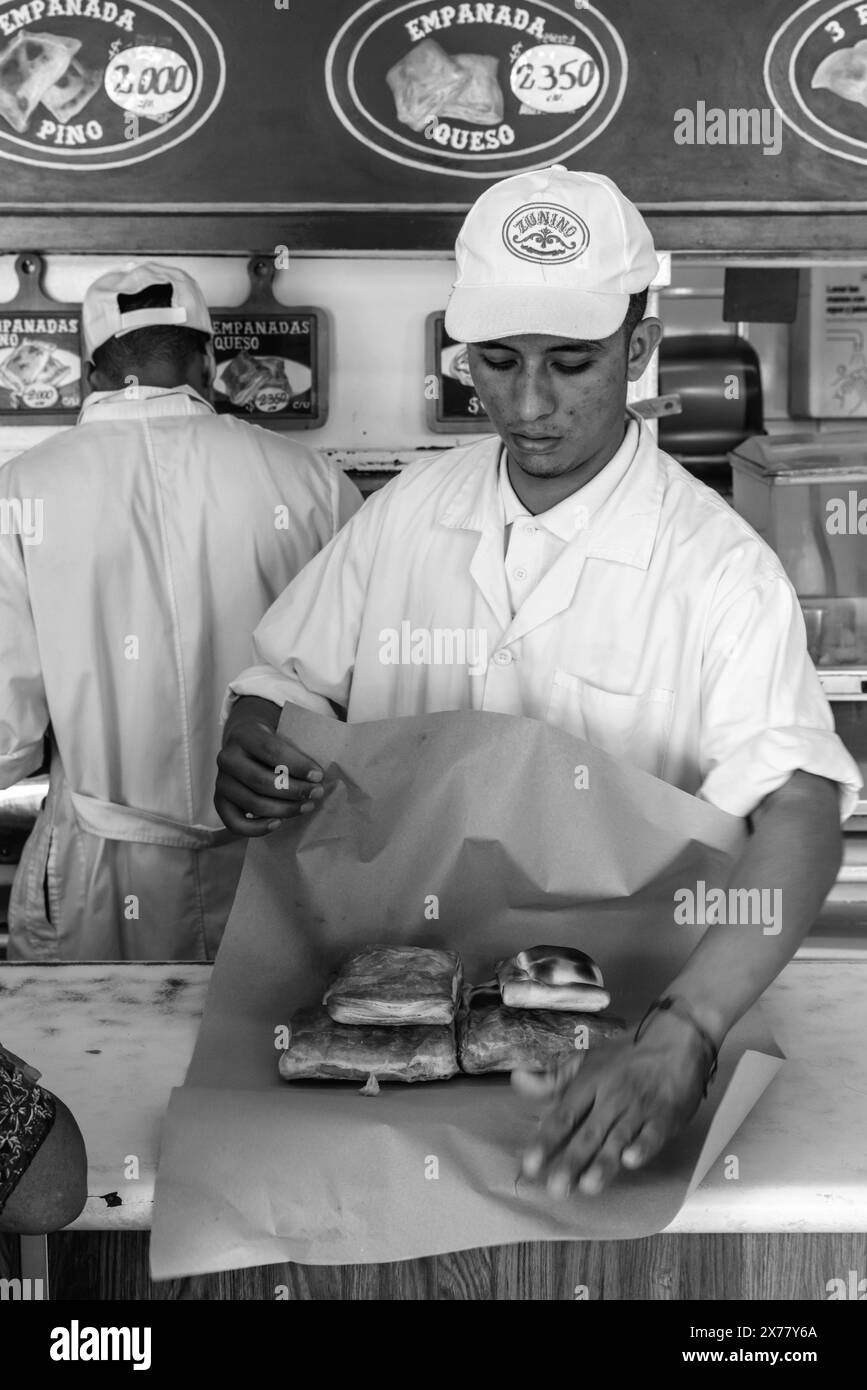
<box><xmin>633</xmin><ymin>996</ymin><xmax>720</xmax><ymax>1098</ymax></box>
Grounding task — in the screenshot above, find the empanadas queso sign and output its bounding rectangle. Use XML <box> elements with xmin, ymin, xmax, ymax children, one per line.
<box><xmin>0</xmin><ymin>0</ymin><xmax>224</xmax><ymax>169</ymax></box>
<box><xmin>325</xmin><ymin>0</ymin><xmax>628</xmax><ymax>178</ymax></box>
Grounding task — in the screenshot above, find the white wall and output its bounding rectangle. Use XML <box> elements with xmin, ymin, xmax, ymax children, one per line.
<box><xmin>0</xmin><ymin>253</ymin><xmax>474</xmax><ymax>465</ymax></box>
<box><xmin>0</xmin><ymin>251</ymin><xmax>662</xmax><ymax>466</ymax></box>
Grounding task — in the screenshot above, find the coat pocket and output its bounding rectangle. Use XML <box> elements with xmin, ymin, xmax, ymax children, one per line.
<box><xmin>546</xmin><ymin>670</ymin><xmax>675</xmax><ymax>779</ymax></box>
<box><xmin>8</xmin><ymin>806</ymin><xmax>57</xmax><ymax>956</ymax></box>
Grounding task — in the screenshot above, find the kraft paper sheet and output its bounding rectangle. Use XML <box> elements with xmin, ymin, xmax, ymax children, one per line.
<box><xmin>150</xmin><ymin>707</ymin><xmax>783</xmax><ymax>1277</ymax></box>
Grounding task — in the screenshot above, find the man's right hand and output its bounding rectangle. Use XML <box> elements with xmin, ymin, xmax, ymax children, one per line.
<box><xmin>215</xmin><ymin>696</ymin><xmax>324</xmax><ymax>836</ymax></box>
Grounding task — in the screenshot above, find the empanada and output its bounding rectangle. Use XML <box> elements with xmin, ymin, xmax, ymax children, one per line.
<box><xmin>279</xmin><ymin>1005</ymin><xmax>458</xmax><ymax>1082</ymax></box>
<box><xmin>458</xmin><ymin>991</ymin><xmax>625</xmax><ymax>1074</ymax></box>
<box><xmin>324</xmin><ymin>945</ymin><xmax>463</xmax><ymax>1026</ymax></box>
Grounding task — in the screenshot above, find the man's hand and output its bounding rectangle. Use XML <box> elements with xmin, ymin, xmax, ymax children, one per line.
<box><xmin>215</xmin><ymin>695</ymin><xmax>324</xmax><ymax>836</ymax></box>
<box><xmin>514</xmin><ymin>1009</ymin><xmax>708</xmax><ymax>1198</ymax></box>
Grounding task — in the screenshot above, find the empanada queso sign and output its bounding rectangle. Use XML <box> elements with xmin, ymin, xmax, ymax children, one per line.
<box><xmin>0</xmin><ymin>0</ymin><xmax>224</xmax><ymax>169</ymax></box>
<box><xmin>765</xmin><ymin>0</ymin><xmax>867</xmax><ymax>166</ymax></box>
<box><xmin>325</xmin><ymin>1</ymin><xmax>627</xmax><ymax>177</ymax></box>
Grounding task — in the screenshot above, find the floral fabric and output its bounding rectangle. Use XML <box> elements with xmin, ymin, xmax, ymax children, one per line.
<box><xmin>0</xmin><ymin>1044</ymin><xmax>55</xmax><ymax>1215</ymax></box>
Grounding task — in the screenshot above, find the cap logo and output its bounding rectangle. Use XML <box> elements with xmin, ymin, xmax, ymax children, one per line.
<box><xmin>502</xmin><ymin>203</ymin><xmax>590</xmax><ymax>264</ymax></box>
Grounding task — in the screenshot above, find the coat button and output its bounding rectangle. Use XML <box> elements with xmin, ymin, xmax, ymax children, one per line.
<box><xmin>493</xmin><ymin>649</ymin><xmax>514</xmax><ymax>666</ymax></box>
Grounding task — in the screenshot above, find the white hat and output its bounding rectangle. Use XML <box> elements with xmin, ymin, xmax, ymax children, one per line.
<box><xmin>445</xmin><ymin>165</ymin><xmax>658</xmax><ymax>344</ymax></box>
<box><xmin>83</xmin><ymin>261</ymin><xmax>212</xmax><ymax>359</ymax></box>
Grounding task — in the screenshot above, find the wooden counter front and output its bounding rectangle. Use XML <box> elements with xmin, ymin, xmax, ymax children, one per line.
<box><xmin>2</xmin><ymin>953</ymin><xmax>867</xmax><ymax>1298</ymax></box>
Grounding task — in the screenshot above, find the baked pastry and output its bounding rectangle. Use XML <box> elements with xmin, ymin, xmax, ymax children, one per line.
<box><xmin>278</xmin><ymin>1005</ymin><xmax>458</xmax><ymax>1082</ymax></box>
<box><xmin>496</xmin><ymin>945</ymin><xmax>611</xmax><ymax>1012</ymax></box>
<box><xmin>0</xmin><ymin>31</ymin><xmax>80</xmax><ymax>134</ymax></box>
<box><xmin>323</xmin><ymin>945</ymin><xmax>462</xmax><ymax>1026</ymax></box>
<box><xmin>458</xmin><ymin>988</ymin><xmax>625</xmax><ymax>1074</ymax></box>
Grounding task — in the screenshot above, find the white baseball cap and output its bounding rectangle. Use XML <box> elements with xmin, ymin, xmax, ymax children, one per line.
<box><xmin>83</xmin><ymin>261</ymin><xmax>212</xmax><ymax>359</ymax></box>
<box><xmin>445</xmin><ymin>165</ymin><xmax>658</xmax><ymax>344</ymax></box>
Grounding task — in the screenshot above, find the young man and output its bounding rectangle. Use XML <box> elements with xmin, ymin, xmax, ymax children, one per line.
<box><xmin>215</xmin><ymin>168</ymin><xmax>862</xmax><ymax>1195</ymax></box>
<box><xmin>0</xmin><ymin>263</ymin><xmax>361</xmax><ymax>961</ymax></box>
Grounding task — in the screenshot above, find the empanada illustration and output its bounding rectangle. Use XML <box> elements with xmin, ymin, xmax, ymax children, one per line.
<box><xmin>444</xmin><ymin>343</ymin><xmax>474</xmax><ymax>387</ymax></box>
<box><xmin>386</xmin><ymin>38</ymin><xmax>465</xmax><ymax>131</ymax></box>
<box><xmin>0</xmin><ymin>30</ymin><xmax>80</xmax><ymax>133</ymax></box>
<box><xmin>2</xmin><ymin>340</ymin><xmax>54</xmax><ymax>391</ymax></box>
<box><xmin>812</xmin><ymin>39</ymin><xmax>867</xmax><ymax>109</ymax></box>
<box><xmin>387</xmin><ymin>38</ymin><xmax>502</xmax><ymax>131</ymax></box>
<box><xmin>221</xmin><ymin>350</ymin><xmax>271</xmax><ymax>407</ymax></box>
<box><xmin>440</xmin><ymin>53</ymin><xmax>503</xmax><ymax>125</ymax></box>
<box><xmin>42</xmin><ymin>56</ymin><xmax>103</xmax><ymax>124</ymax></box>
<box><xmin>255</xmin><ymin>356</ymin><xmax>293</xmax><ymax>395</ymax></box>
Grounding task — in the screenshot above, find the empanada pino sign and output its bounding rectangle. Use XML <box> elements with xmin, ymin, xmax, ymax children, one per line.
<box><xmin>0</xmin><ymin>0</ymin><xmax>224</xmax><ymax>169</ymax></box>
<box><xmin>325</xmin><ymin>0</ymin><xmax>628</xmax><ymax>178</ymax></box>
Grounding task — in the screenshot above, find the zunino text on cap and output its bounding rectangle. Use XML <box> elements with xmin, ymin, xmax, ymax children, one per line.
<box><xmin>445</xmin><ymin>165</ymin><xmax>658</xmax><ymax>343</ymax></box>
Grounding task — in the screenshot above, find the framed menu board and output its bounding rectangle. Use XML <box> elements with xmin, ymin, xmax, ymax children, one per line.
<box><xmin>210</xmin><ymin>259</ymin><xmax>328</xmax><ymax>429</ymax></box>
<box><xmin>424</xmin><ymin>311</ymin><xmax>490</xmax><ymax>433</ymax></box>
<box><xmin>0</xmin><ymin>253</ymin><xmax>81</xmax><ymax>423</ymax></box>
<box><xmin>0</xmin><ymin>1</ymin><xmax>866</xmax><ymax>253</ymax></box>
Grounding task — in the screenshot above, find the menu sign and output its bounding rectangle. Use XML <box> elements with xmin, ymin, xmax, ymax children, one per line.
<box><xmin>425</xmin><ymin>311</ymin><xmax>491</xmax><ymax>432</ymax></box>
<box><xmin>765</xmin><ymin>0</ymin><xmax>867</xmax><ymax>168</ymax></box>
<box><xmin>0</xmin><ymin>2</ymin><xmax>866</xmax><ymax>255</ymax></box>
<box><xmin>326</xmin><ymin>0</ymin><xmax>627</xmax><ymax>178</ymax></box>
<box><xmin>211</xmin><ymin>312</ymin><xmax>326</xmax><ymax>428</ymax></box>
<box><xmin>0</xmin><ymin>311</ymin><xmax>80</xmax><ymax>411</ymax></box>
<box><xmin>0</xmin><ymin>0</ymin><xmax>224</xmax><ymax>170</ymax></box>
<box><xmin>0</xmin><ymin>254</ymin><xmax>80</xmax><ymax>419</ymax></box>
<box><xmin>210</xmin><ymin>262</ymin><xmax>328</xmax><ymax>431</ymax></box>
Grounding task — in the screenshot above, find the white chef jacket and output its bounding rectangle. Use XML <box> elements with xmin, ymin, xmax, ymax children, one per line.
<box><xmin>0</xmin><ymin>385</ymin><xmax>362</xmax><ymax>961</ymax></box>
<box><xmin>227</xmin><ymin>414</ymin><xmax>862</xmax><ymax>821</ymax></box>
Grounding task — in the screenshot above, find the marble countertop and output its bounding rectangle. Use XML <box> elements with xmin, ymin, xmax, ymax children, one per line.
<box><xmin>1</xmin><ymin>957</ymin><xmax>866</xmax><ymax>1234</ymax></box>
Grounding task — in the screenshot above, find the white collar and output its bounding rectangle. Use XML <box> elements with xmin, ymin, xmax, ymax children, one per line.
<box><xmin>497</xmin><ymin>418</ymin><xmax>641</xmax><ymax>540</ymax></box>
<box><xmin>77</xmin><ymin>383</ymin><xmax>215</xmax><ymax>424</ymax></box>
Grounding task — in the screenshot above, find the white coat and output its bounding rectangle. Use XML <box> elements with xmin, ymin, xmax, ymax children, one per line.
<box><xmin>0</xmin><ymin>385</ymin><xmax>361</xmax><ymax>960</ymax></box>
<box><xmin>228</xmin><ymin>415</ymin><xmax>862</xmax><ymax>820</ymax></box>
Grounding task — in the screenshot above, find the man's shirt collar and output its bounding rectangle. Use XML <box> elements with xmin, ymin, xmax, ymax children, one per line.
<box><xmin>77</xmin><ymin>383</ymin><xmax>215</xmax><ymax>424</ymax></box>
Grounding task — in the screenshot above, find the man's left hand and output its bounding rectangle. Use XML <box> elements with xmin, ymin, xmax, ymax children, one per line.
<box><xmin>514</xmin><ymin>1009</ymin><xmax>709</xmax><ymax>1197</ymax></box>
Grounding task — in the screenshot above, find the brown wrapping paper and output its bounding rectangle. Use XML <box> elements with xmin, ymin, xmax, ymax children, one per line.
<box><xmin>150</xmin><ymin>707</ymin><xmax>783</xmax><ymax>1277</ymax></box>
